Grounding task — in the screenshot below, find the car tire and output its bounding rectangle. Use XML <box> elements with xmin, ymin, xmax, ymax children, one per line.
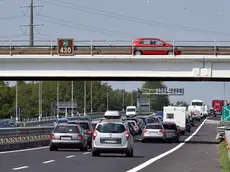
<box><xmin>188</xmin><ymin>128</ymin><xmax>191</xmax><ymax>133</ymax></box>
<box><xmin>80</xmin><ymin>144</ymin><xmax>88</xmax><ymax>151</ymax></box>
<box><xmin>134</xmin><ymin>50</ymin><xmax>142</xmax><ymax>55</ymax></box>
<box><xmin>92</xmin><ymin>151</ymin><xmax>100</xmax><ymax>157</ymax></box>
<box><xmin>167</xmin><ymin>51</ymin><xmax>174</xmax><ymax>55</ymax></box>
<box><xmin>88</xmin><ymin>143</ymin><xmax>92</xmax><ymax>149</ymax></box>
<box><xmin>142</xmin><ymin>139</ymin><xmax>146</xmax><ymax>143</ymax></box>
<box><xmin>176</xmin><ymin>138</ymin><xmax>180</xmax><ymax>143</ymax></box>
<box><xmin>126</xmin><ymin>149</ymin><xmax>133</xmax><ymax>157</ymax></box>
<box><xmin>50</xmin><ymin>146</ymin><xmax>57</xmax><ymax>151</ymax></box>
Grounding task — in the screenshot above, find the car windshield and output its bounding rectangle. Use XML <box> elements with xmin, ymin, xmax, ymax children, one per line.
<box><xmin>127</xmin><ymin>108</ymin><xmax>136</xmax><ymax>112</ymax></box>
<box><xmin>145</xmin><ymin>124</ymin><xmax>163</xmax><ymax>129</ymax></box>
<box><xmin>57</xmin><ymin>119</ymin><xmax>68</xmax><ymax>123</ymax></box>
<box><xmin>54</xmin><ymin>126</ymin><xmax>79</xmax><ymax>133</ymax></box>
<box><xmin>97</xmin><ymin>123</ymin><xmax>126</xmax><ymax>133</ymax></box>
<box><xmin>163</xmin><ymin>123</ymin><xmax>177</xmax><ymax>130</ymax></box>
<box><xmin>147</xmin><ymin>118</ymin><xmax>159</xmax><ymax>123</ymax></box>
<box><xmin>191</xmin><ymin>102</ymin><xmax>203</xmax><ymax>106</ymax></box>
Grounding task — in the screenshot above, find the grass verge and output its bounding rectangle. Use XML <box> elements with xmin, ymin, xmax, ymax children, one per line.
<box><xmin>219</xmin><ymin>141</ymin><xmax>230</xmax><ymax>172</ymax></box>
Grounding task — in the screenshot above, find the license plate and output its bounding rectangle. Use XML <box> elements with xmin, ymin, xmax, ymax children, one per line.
<box><xmin>149</xmin><ymin>131</ymin><xmax>157</xmax><ymax>133</ymax></box>
<box><xmin>61</xmin><ymin>137</ymin><xmax>71</xmax><ymax>140</ymax></box>
<box><xmin>104</xmin><ymin>140</ymin><xmax>117</xmax><ymax>143</ymax></box>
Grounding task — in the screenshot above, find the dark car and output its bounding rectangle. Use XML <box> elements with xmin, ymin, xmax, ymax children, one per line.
<box><xmin>127</xmin><ymin>122</ymin><xmax>136</xmax><ymax>136</ymax></box>
<box><xmin>162</xmin><ymin>122</ymin><xmax>180</xmax><ymax>143</ymax></box>
<box><xmin>68</xmin><ymin>121</ymin><xmax>93</xmax><ymax>148</ymax></box>
<box><xmin>138</xmin><ymin>117</ymin><xmax>147</xmax><ymax>125</ymax></box>
<box><xmin>146</xmin><ymin>117</ymin><xmax>161</xmax><ymax>124</ymax></box>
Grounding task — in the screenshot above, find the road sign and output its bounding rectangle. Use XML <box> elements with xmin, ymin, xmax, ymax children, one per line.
<box><xmin>222</xmin><ymin>106</ymin><xmax>230</xmax><ymax>121</ymax></box>
<box><xmin>57</xmin><ymin>38</ymin><xmax>74</xmax><ymax>55</ymax></box>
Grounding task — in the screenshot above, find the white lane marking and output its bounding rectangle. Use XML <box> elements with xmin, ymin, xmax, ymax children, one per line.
<box><xmin>12</xmin><ymin>166</ymin><xmax>29</xmax><ymax>170</ymax></box>
<box><xmin>83</xmin><ymin>152</ymin><xmax>90</xmax><ymax>155</ymax></box>
<box><xmin>126</xmin><ymin>118</ymin><xmax>207</xmax><ymax>172</ymax></box>
<box><xmin>0</xmin><ymin>146</ymin><xmax>49</xmax><ymax>154</ymax></box>
<box><xmin>66</xmin><ymin>155</ymin><xmax>76</xmax><ymax>158</ymax></box>
<box><xmin>42</xmin><ymin>160</ymin><xmax>55</xmax><ymax>164</ymax></box>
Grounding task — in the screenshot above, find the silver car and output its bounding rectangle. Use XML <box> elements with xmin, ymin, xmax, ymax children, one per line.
<box><xmin>49</xmin><ymin>124</ymin><xmax>88</xmax><ymax>151</ymax></box>
<box><xmin>142</xmin><ymin>123</ymin><xmax>166</xmax><ymax>143</ymax></box>
<box><xmin>92</xmin><ymin>119</ymin><xmax>134</xmax><ymax>157</ymax></box>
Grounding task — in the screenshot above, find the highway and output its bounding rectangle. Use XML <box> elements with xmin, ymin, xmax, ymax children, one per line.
<box><xmin>0</xmin><ymin>116</ymin><xmax>220</xmax><ymax>172</ymax></box>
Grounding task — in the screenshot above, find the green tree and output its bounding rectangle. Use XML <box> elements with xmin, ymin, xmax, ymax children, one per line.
<box><xmin>141</xmin><ymin>81</ymin><xmax>170</xmax><ymax>111</ymax></box>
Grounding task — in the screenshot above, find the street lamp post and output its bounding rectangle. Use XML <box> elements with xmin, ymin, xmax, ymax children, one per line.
<box><xmin>56</xmin><ymin>81</ymin><xmax>59</xmax><ymax>118</ymax></box>
<box><xmin>84</xmin><ymin>81</ymin><xmax>86</xmax><ymax>115</ymax></box>
<box><xmin>71</xmin><ymin>81</ymin><xmax>74</xmax><ymax>117</ymax></box>
<box><xmin>90</xmin><ymin>81</ymin><xmax>93</xmax><ymax>113</ymax></box>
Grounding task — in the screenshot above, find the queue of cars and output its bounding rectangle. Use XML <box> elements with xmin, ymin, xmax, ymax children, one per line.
<box><xmin>49</xmin><ymin>109</ymin><xmax>198</xmax><ymax>157</ymax></box>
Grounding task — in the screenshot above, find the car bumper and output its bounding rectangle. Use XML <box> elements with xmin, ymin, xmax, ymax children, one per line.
<box><xmin>50</xmin><ymin>140</ymin><xmax>83</xmax><ymax>148</ymax></box>
<box><xmin>92</xmin><ymin>147</ymin><xmax>130</xmax><ymax>153</ymax></box>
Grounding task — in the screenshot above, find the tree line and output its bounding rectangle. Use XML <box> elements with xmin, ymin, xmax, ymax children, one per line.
<box><xmin>0</xmin><ymin>81</ymin><xmax>170</xmax><ymax>119</ymax></box>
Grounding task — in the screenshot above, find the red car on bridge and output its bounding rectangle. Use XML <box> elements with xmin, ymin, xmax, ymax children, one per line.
<box><xmin>132</xmin><ymin>38</ymin><xmax>181</xmax><ymax>55</ymax></box>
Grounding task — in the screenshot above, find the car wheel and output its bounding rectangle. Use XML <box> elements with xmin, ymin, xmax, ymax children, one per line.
<box><xmin>142</xmin><ymin>139</ymin><xmax>146</xmax><ymax>143</ymax></box>
<box><xmin>176</xmin><ymin>138</ymin><xmax>180</xmax><ymax>143</ymax></box>
<box><xmin>126</xmin><ymin>149</ymin><xmax>133</xmax><ymax>157</ymax></box>
<box><xmin>134</xmin><ymin>50</ymin><xmax>142</xmax><ymax>55</ymax></box>
<box><xmin>50</xmin><ymin>146</ymin><xmax>57</xmax><ymax>151</ymax></box>
<box><xmin>92</xmin><ymin>151</ymin><xmax>100</xmax><ymax>157</ymax></box>
<box><xmin>167</xmin><ymin>51</ymin><xmax>174</xmax><ymax>55</ymax></box>
<box><xmin>88</xmin><ymin>143</ymin><xmax>92</xmax><ymax>149</ymax></box>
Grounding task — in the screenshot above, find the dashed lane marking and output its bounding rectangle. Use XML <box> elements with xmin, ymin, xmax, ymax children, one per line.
<box><xmin>12</xmin><ymin>166</ymin><xmax>29</xmax><ymax>171</ymax></box>
<box><xmin>65</xmin><ymin>155</ymin><xmax>76</xmax><ymax>158</ymax></box>
<box><xmin>83</xmin><ymin>152</ymin><xmax>90</xmax><ymax>155</ymax></box>
<box><xmin>42</xmin><ymin>160</ymin><xmax>55</xmax><ymax>164</ymax></box>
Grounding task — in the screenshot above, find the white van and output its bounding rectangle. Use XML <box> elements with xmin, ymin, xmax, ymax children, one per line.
<box><xmin>163</xmin><ymin>106</ymin><xmax>186</xmax><ymax>134</ymax></box>
<box><xmin>104</xmin><ymin>110</ymin><xmax>120</xmax><ymax>119</ymax></box>
<box><xmin>126</xmin><ymin>106</ymin><xmax>137</xmax><ymax>117</ymax></box>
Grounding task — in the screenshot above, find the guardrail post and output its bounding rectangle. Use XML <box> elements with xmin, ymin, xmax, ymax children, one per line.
<box><xmin>90</xmin><ymin>40</ymin><xmax>93</xmax><ymax>56</ymax></box>
<box><xmin>131</xmin><ymin>40</ymin><xmax>134</xmax><ymax>56</ymax></box>
<box><xmin>173</xmin><ymin>40</ymin><xmax>175</xmax><ymax>56</ymax></box>
<box><xmin>9</xmin><ymin>40</ymin><xmax>12</xmax><ymax>56</ymax></box>
<box><xmin>50</xmin><ymin>40</ymin><xmax>53</xmax><ymax>56</ymax></box>
<box><xmin>214</xmin><ymin>40</ymin><xmax>216</xmax><ymax>56</ymax></box>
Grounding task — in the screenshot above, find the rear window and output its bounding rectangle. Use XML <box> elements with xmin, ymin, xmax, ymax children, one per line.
<box><xmin>127</xmin><ymin>121</ymin><xmax>136</xmax><ymax>126</ymax></box>
<box><xmin>97</xmin><ymin>123</ymin><xmax>126</xmax><ymax>133</ymax></box>
<box><xmin>146</xmin><ymin>124</ymin><xmax>163</xmax><ymax>129</ymax></box>
<box><xmin>54</xmin><ymin>126</ymin><xmax>79</xmax><ymax>133</ymax></box>
<box><xmin>67</xmin><ymin>122</ymin><xmax>89</xmax><ymax>130</ymax></box>
<box><xmin>163</xmin><ymin>124</ymin><xmax>177</xmax><ymax>130</ymax></box>
<box><xmin>147</xmin><ymin>118</ymin><xmax>159</xmax><ymax>123</ymax></box>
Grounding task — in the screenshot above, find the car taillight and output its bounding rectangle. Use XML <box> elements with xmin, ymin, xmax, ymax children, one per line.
<box><xmin>77</xmin><ymin>134</ymin><xmax>83</xmax><ymax>140</ymax></box>
<box><xmin>143</xmin><ymin>129</ymin><xmax>148</xmax><ymax>133</ymax></box>
<box><xmin>160</xmin><ymin>129</ymin><xmax>165</xmax><ymax>133</ymax></box>
<box><xmin>87</xmin><ymin>130</ymin><xmax>92</xmax><ymax>134</ymax></box>
<box><xmin>50</xmin><ymin>134</ymin><xmax>55</xmax><ymax>140</ymax></box>
<box><xmin>93</xmin><ymin>129</ymin><xmax>97</xmax><ymax>140</ymax></box>
<box><xmin>125</xmin><ymin>130</ymin><xmax>129</xmax><ymax>140</ymax></box>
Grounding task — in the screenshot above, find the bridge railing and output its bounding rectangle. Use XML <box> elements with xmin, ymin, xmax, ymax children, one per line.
<box><xmin>0</xmin><ymin>40</ymin><xmax>230</xmax><ymax>56</ymax></box>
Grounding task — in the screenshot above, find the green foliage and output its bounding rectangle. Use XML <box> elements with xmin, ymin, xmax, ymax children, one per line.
<box><xmin>141</xmin><ymin>81</ymin><xmax>170</xmax><ymax>111</ymax></box>
<box><xmin>0</xmin><ymin>81</ymin><xmax>170</xmax><ymax>119</ymax></box>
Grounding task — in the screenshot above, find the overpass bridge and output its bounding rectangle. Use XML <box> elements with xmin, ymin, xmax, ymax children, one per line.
<box><xmin>0</xmin><ymin>39</ymin><xmax>230</xmax><ymax>81</ymax></box>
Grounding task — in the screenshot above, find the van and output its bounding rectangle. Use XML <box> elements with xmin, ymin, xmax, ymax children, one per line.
<box><xmin>126</xmin><ymin>106</ymin><xmax>137</xmax><ymax>117</ymax></box>
<box><xmin>163</xmin><ymin>106</ymin><xmax>186</xmax><ymax>135</ymax></box>
<box><xmin>104</xmin><ymin>110</ymin><xmax>120</xmax><ymax>119</ymax></box>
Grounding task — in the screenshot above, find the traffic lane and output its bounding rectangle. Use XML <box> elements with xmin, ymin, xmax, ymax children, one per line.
<box><xmin>140</xmin><ymin>121</ymin><xmax>220</xmax><ymax>172</ymax></box>
<box><xmin>29</xmin><ymin>142</ymin><xmax>180</xmax><ymax>172</ymax></box>
<box><xmin>0</xmin><ymin>147</ymin><xmax>88</xmax><ymax>172</ymax></box>
<box><xmin>28</xmin><ymin>121</ymin><xmax>205</xmax><ymax>172</ymax></box>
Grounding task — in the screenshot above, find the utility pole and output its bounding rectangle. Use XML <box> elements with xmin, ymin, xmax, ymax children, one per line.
<box><xmin>15</xmin><ymin>82</ymin><xmax>18</xmax><ymax>124</ymax></box>
<box><xmin>38</xmin><ymin>81</ymin><xmax>42</xmax><ymax>120</ymax></box>
<box><xmin>20</xmin><ymin>0</ymin><xmax>43</xmax><ymax>46</ymax></box>
<box><xmin>84</xmin><ymin>81</ymin><xmax>87</xmax><ymax>115</ymax></box>
<box><xmin>90</xmin><ymin>81</ymin><xmax>93</xmax><ymax>113</ymax></box>
<box><xmin>71</xmin><ymin>81</ymin><xmax>74</xmax><ymax>117</ymax></box>
<box><xmin>56</xmin><ymin>81</ymin><xmax>59</xmax><ymax>118</ymax></box>
<box><xmin>122</xmin><ymin>89</ymin><xmax>125</xmax><ymax>111</ymax></box>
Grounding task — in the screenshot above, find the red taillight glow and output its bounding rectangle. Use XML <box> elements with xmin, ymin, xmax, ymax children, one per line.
<box><xmin>77</xmin><ymin>134</ymin><xmax>83</xmax><ymax>140</ymax></box>
<box><xmin>87</xmin><ymin>130</ymin><xmax>92</xmax><ymax>134</ymax></box>
<box><xmin>125</xmin><ymin>130</ymin><xmax>129</xmax><ymax>140</ymax></box>
<box><xmin>50</xmin><ymin>134</ymin><xmax>55</xmax><ymax>140</ymax></box>
<box><xmin>143</xmin><ymin>129</ymin><xmax>148</xmax><ymax>133</ymax></box>
<box><xmin>93</xmin><ymin>129</ymin><xmax>97</xmax><ymax>140</ymax></box>
<box><xmin>160</xmin><ymin>129</ymin><xmax>165</xmax><ymax>133</ymax></box>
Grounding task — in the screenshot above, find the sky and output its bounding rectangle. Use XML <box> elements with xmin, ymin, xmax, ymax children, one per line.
<box><xmin>0</xmin><ymin>0</ymin><xmax>230</xmax><ymax>105</ymax></box>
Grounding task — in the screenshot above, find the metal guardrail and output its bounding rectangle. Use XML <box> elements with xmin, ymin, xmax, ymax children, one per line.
<box><xmin>0</xmin><ymin>111</ymin><xmax>152</xmax><ymax>144</ymax></box>
<box><xmin>224</xmin><ymin>128</ymin><xmax>230</xmax><ymax>161</ymax></box>
<box><xmin>1</xmin><ymin>40</ymin><xmax>230</xmax><ymax>55</ymax></box>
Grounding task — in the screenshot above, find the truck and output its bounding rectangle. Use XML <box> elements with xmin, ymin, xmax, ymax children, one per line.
<box><xmin>163</xmin><ymin>106</ymin><xmax>187</xmax><ymax>135</ymax></box>
<box><xmin>188</xmin><ymin>99</ymin><xmax>205</xmax><ymax>121</ymax></box>
<box><xmin>212</xmin><ymin>100</ymin><xmax>224</xmax><ymax>115</ymax></box>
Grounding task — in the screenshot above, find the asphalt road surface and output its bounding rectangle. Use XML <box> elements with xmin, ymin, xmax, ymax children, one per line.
<box><xmin>0</xmin><ymin>116</ymin><xmax>220</xmax><ymax>172</ymax></box>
